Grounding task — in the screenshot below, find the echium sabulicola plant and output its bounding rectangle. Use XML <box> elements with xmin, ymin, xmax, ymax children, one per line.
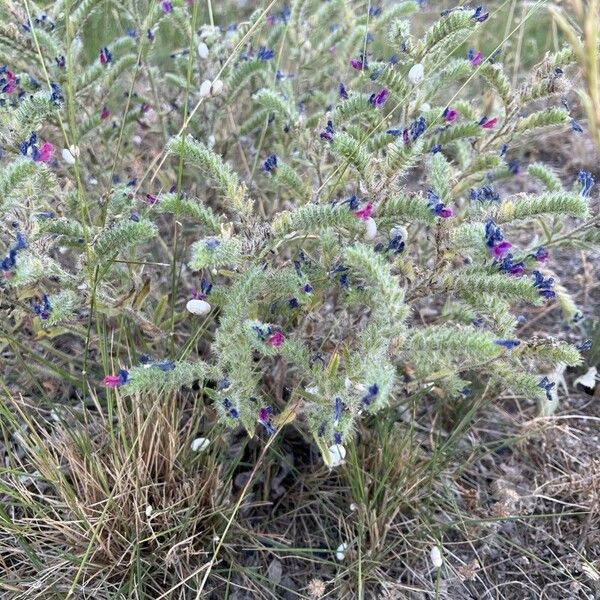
<box><xmin>1</xmin><ymin>1</ymin><xmax>598</xmax><ymax>465</ymax></box>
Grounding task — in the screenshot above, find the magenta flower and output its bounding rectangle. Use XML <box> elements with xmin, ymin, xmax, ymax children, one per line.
<box><xmin>2</xmin><ymin>69</ymin><xmax>17</xmax><ymax>94</ymax></box>
<box><xmin>36</xmin><ymin>142</ymin><xmax>53</xmax><ymax>162</ymax></box>
<box><xmin>267</xmin><ymin>331</ymin><xmax>285</xmax><ymax>348</ymax></box>
<box><xmin>103</xmin><ymin>369</ymin><xmax>129</xmax><ymax>388</ymax></box>
<box><xmin>437</xmin><ymin>206</ymin><xmax>454</xmax><ymax>218</ymax></box>
<box><xmin>101</xmin><ymin>106</ymin><xmax>110</xmax><ymax>120</ymax></box>
<box><xmin>492</xmin><ymin>240</ymin><xmax>512</xmax><ymax>258</ymax></box>
<box><xmin>354</xmin><ymin>203</ymin><xmax>374</xmax><ymax>221</ymax></box>
<box><xmin>368</xmin><ymin>88</ymin><xmax>388</xmax><ymax>108</ymax></box>
<box><xmin>479</xmin><ymin>116</ymin><xmax>498</xmax><ymax>129</ymax></box>
<box><xmin>467</xmin><ymin>49</ymin><xmax>483</xmax><ymax>66</ymax></box>
<box><xmin>103</xmin><ymin>375</ymin><xmax>121</xmax><ymax>388</ymax></box>
<box><xmin>99</xmin><ymin>47</ymin><xmax>112</xmax><ymax>65</ymax></box>
<box><xmin>443</xmin><ymin>107</ymin><xmax>458</xmax><ymax>122</ymax></box>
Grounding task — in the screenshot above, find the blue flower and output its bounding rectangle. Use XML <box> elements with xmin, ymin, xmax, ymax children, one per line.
<box><xmin>470</xmin><ymin>185</ymin><xmax>500</xmax><ymax>202</ymax></box>
<box><xmin>339</xmin><ymin>83</ymin><xmax>348</xmax><ymax>99</ymax></box>
<box><xmin>577</xmin><ymin>170</ymin><xmax>594</xmax><ymax>197</ymax></box>
<box><xmin>333</xmin><ymin>397</ymin><xmax>344</xmax><ymax>422</ymax></box>
<box><xmin>538</xmin><ymin>376</ymin><xmax>555</xmax><ymax>400</ymax></box>
<box><xmin>431</xmin><ymin>144</ymin><xmax>442</xmax><ymax>154</ymax></box>
<box><xmin>153</xmin><ymin>360</ymin><xmax>175</xmax><ymax>371</ymax></box>
<box><xmin>32</xmin><ymin>294</ymin><xmax>52</xmax><ymax>320</ymax></box>
<box><xmin>471</xmin><ymin>5</ymin><xmax>489</xmax><ymax>22</ymax></box>
<box><xmin>333</xmin><ymin>432</ymin><xmax>342</xmax><ymax>445</ymax></box>
<box><xmin>288</xmin><ymin>297</ymin><xmax>299</xmax><ymax>308</ymax></box>
<box><xmin>532</xmin><ymin>270</ymin><xmax>555</xmax><ymax>299</ymax></box>
<box><xmin>257</xmin><ymin>47</ymin><xmax>275</xmax><ymax>61</ymax></box>
<box><xmin>303</xmin><ymin>283</ymin><xmax>313</xmax><ymax>293</ymax></box>
<box><xmin>205</xmin><ymin>238</ymin><xmax>220</xmax><ymax>250</ymax></box>
<box><xmin>262</xmin><ymin>154</ymin><xmax>278</xmax><ymax>173</ymax></box>
<box><xmin>50</xmin><ymin>82</ymin><xmax>63</xmax><ymax>104</ymax></box>
<box><xmin>571</xmin><ymin>119</ymin><xmax>584</xmax><ymax>133</ymax></box>
<box><xmin>577</xmin><ymin>339</ymin><xmax>592</xmax><ymax>352</ymax></box>
<box><xmin>361</xmin><ymin>383</ymin><xmax>379</xmax><ymax>406</ymax></box>
<box><xmin>495</xmin><ymin>339</ymin><xmax>521</xmax><ymax>349</ymax></box>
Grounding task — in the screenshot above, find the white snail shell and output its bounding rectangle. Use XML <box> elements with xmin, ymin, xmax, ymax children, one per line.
<box><xmin>186</xmin><ymin>299</ymin><xmax>211</xmax><ymax>316</ymax></box>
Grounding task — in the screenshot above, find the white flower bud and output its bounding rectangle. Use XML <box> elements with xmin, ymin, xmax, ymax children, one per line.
<box><xmin>186</xmin><ymin>298</ymin><xmax>211</xmax><ymax>316</ymax></box>
<box><xmin>190</xmin><ymin>437</ymin><xmax>210</xmax><ymax>452</ymax></box>
<box><xmin>408</xmin><ymin>63</ymin><xmax>424</xmax><ymax>85</ymax></box>
<box><xmin>364</xmin><ymin>217</ymin><xmax>377</xmax><ymax>241</ymax></box>
<box><xmin>197</xmin><ymin>41</ymin><xmax>209</xmax><ymax>59</ymax></box>
<box><xmin>200</xmin><ymin>79</ymin><xmax>212</xmax><ymax>97</ymax></box>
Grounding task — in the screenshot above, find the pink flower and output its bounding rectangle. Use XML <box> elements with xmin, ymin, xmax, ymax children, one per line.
<box><xmin>492</xmin><ymin>240</ymin><xmax>512</xmax><ymax>258</ymax></box>
<box><xmin>469</xmin><ymin>51</ymin><xmax>483</xmax><ymax>66</ymax></box>
<box><xmin>2</xmin><ymin>70</ymin><xmax>17</xmax><ymax>94</ymax></box>
<box><xmin>354</xmin><ymin>203</ymin><xmax>374</xmax><ymax>221</ymax></box>
<box><xmin>438</xmin><ymin>206</ymin><xmax>454</xmax><ymax>218</ymax></box>
<box><xmin>480</xmin><ymin>116</ymin><xmax>498</xmax><ymax>129</ymax></box>
<box><xmin>101</xmin><ymin>106</ymin><xmax>110</xmax><ymax>120</ymax></box>
<box><xmin>103</xmin><ymin>375</ymin><xmax>121</xmax><ymax>388</ymax></box>
<box><xmin>37</xmin><ymin>142</ymin><xmax>53</xmax><ymax>162</ymax></box>
<box><xmin>267</xmin><ymin>331</ymin><xmax>285</xmax><ymax>348</ymax></box>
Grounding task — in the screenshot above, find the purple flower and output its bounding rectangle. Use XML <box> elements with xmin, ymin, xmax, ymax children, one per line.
<box><xmin>99</xmin><ymin>47</ymin><xmax>112</xmax><ymax>65</ymax></box>
<box><xmin>467</xmin><ymin>48</ymin><xmax>483</xmax><ymax>66</ymax></box>
<box><xmin>350</xmin><ymin>53</ymin><xmax>367</xmax><ymax>70</ymax></box>
<box><xmin>368</xmin><ymin>88</ymin><xmax>388</xmax><ymax>108</ymax></box>
<box><xmin>484</xmin><ymin>219</ymin><xmax>504</xmax><ymax>248</ymax></box>
<box><xmin>497</xmin><ymin>253</ymin><xmax>525</xmax><ymax>277</ymax></box>
<box><xmin>32</xmin><ymin>294</ymin><xmax>52</xmax><ymax>320</ymax></box>
<box><xmin>192</xmin><ymin>278</ymin><xmax>212</xmax><ymax>300</ymax></box>
<box><xmin>55</xmin><ymin>56</ymin><xmax>65</xmax><ymax>68</ymax></box>
<box><xmin>333</xmin><ymin>432</ymin><xmax>343</xmax><ymax>445</ymax></box>
<box><xmin>258</xmin><ymin>406</ymin><xmax>276</xmax><ymax>434</ymax></box>
<box><xmin>320</xmin><ymin>120</ymin><xmax>335</xmax><ymax>141</ymax></box>
<box><xmin>339</xmin><ymin>83</ymin><xmax>348</xmax><ymax>99</ymax></box>
<box><xmin>427</xmin><ymin>189</ymin><xmax>453</xmax><ymax>218</ymax></box>
<box><xmin>160</xmin><ymin>1</ymin><xmax>173</xmax><ymax>13</ymax></box>
<box><xmin>531</xmin><ymin>246</ymin><xmax>549</xmax><ymax>263</ymax></box>
<box><xmin>491</xmin><ymin>240</ymin><xmax>512</xmax><ymax>258</ymax></box>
